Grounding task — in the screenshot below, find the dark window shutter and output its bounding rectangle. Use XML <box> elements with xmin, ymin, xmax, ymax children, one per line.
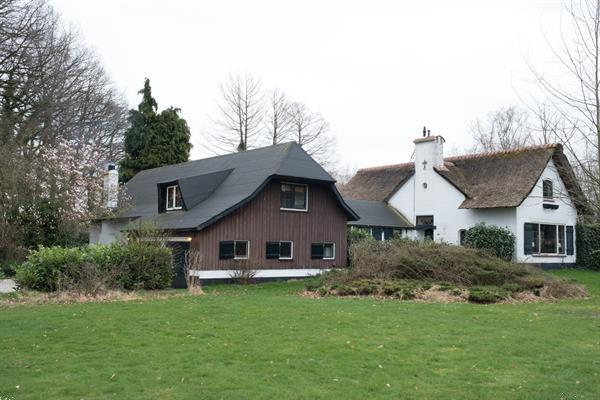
<box><xmin>266</xmin><ymin>242</ymin><xmax>280</xmax><ymax>259</ymax></box>
<box><xmin>524</xmin><ymin>223</ymin><xmax>535</xmax><ymax>255</ymax></box>
<box><xmin>311</xmin><ymin>243</ymin><xmax>324</xmax><ymax>259</ymax></box>
<box><xmin>219</xmin><ymin>241</ymin><xmax>235</xmax><ymax>260</ymax></box>
<box><xmin>566</xmin><ymin>226</ymin><xmax>574</xmax><ymax>255</ymax></box>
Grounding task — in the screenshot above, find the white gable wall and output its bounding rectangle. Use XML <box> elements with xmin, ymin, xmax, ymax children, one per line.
<box><xmin>516</xmin><ymin>159</ymin><xmax>577</xmax><ymax>264</ymax></box>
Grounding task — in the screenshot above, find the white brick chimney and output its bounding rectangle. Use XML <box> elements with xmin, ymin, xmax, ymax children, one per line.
<box><xmin>103</xmin><ymin>161</ymin><xmax>118</xmax><ymax>208</ymax></box>
<box><xmin>414</xmin><ymin>132</ymin><xmax>445</xmax><ymax>172</ymax></box>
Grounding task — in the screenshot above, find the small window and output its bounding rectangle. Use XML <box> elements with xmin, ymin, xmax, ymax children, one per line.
<box><xmin>543</xmin><ymin>180</ymin><xmax>553</xmax><ymax>201</ymax></box>
<box><xmin>219</xmin><ymin>240</ymin><xmax>249</xmax><ymax>260</ymax></box>
<box><xmin>166</xmin><ymin>185</ymin><xmax>183</xmax><ymax>210</ymax></box>
<box><xmin>280</xmin><ymin>183</ymin><xmax>308</xmax><ymax>211</ymax></box>
<box><xmin>266</xmin><ymin>241</ymin><xmax>293</xmax><ymax>260</ymax></box>
<box><xmin>459</xmin><ymin>229</ymin><xmax>467</xmax><ymax>246</ymax></box>
<box><xmin>311</xmin><ymin>242</ymin><xmax>335</xmax><ymax>260</ymax></box>
<box><xmin>416</xmin><ymin>215</ymin><xmax>434</xmax><ymax>226</ymax></box>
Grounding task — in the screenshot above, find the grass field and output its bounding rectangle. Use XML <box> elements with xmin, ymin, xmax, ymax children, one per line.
<box><xmin>1</xmin><ymin>269</ymin><xmax>599</xmax><ymax>399</ymax></box>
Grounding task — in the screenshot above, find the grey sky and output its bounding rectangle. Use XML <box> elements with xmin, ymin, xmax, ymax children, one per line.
<box><xmin>51</xmin><ymin>0</ymin><xmax>563</xmax><ymax>170</ymax></box>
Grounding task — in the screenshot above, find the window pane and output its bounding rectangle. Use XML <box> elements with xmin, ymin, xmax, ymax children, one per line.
<box><xmin>416</xmin><ymin>215</ymin><xmax>434</xmax><ymax>226</ymax></box>
<box><xmin>280</xmin><ymin>242</ymin><xmax>292</xmax><ymax>259</ymax></box>
<box><xmin>174</xmin><ymin>186</ymin><xmax>182</xmax><ymax>208</ymax></box>
<box><xmin>540</xmin><ymin>224</ymin><xmax>557</xmax><ymax>253</ymax></box>
<box><xmin>459</xmin><ymin>230</ymin><xmax>466</xmax><ymax>246</ymax></box>
<box><xmin>543</xmin><ymin>180</ymin><xmax>553</xmax><ymax>199</ymax></box>
<box><xmin>281</xmin><ymin>184</ymin><xmax>306</xmax><ymax>209</ymax></box>
<box><xmin>323</xmin><ymin>243</ymin><xmax>334</xmax><ymax>259</ymax></box>
<box><xmin>558</xmin><ymin>226</ymin><xmax>565</xmax><ymax>254</ymax></box>
<box><xmin>234</xmin><ymin>241</ymin><xmax>248</xmax><ymax>258</ymax></box>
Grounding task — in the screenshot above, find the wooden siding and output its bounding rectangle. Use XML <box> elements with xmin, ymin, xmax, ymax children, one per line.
<box><xmin>187</xmin><ymin>179</ymin><xmax>348</xmax><ymax>270</ymax></box>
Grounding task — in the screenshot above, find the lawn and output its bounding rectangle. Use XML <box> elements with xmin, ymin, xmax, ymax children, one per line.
<box><xmin>1</xmin><ymin>270</ymin><xmax>599</xmax><ymax>400</ymax></box>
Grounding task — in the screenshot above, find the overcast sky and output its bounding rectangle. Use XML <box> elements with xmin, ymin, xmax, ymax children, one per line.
<box><xmin>51</xmin><ymin>0</ymin><xmax>564</xmax><ymax>171</ymax></box>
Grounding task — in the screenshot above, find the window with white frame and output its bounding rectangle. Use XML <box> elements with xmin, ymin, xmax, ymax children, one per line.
<box><xmin>219</xmin><ymin>240</ymin><xmax>250</xmax><ymax>260</ymax></box>
<box><xmin>311</xmin><ymin>242</ymin><xmax>335</xmax><ymax>260</ymax></box>
<box><xmin>524</xmin><ymin>223</ymin><xmax>573</xmax><ymax>256</ymax></box>
<box><xmin>280</xmin><ymin>183</ymin><xmax>308</xmax><ymax>211</ymax></box>
<box><xmin>543</xmin><ymin>180</ymin><xmax>554</xmax><ymax>201</ymax></box>
<box><xmin>266</xmin><ymin>241</ymin><xmax>293</xmax><ymax>260</ymax></box>
<box><xmin>166</xmin><ymin>185</ymin><xmax>183</xmax><ymax>210</ymax></box>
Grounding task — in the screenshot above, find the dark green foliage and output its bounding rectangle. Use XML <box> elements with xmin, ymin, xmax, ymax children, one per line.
<box><xmin>589</xmin><ymin>250</ymin><xmax>600</xmax><ymax>271</ymax></box>
<box><xmin>120</xmin><ymin>79</ymin><xmax>192</xmax><ymax>182</ymax></box>
<box><xmin>347</xmin><ymin>227</ymin><xmax>373</xmax><ymax>245</ymax></box>
<box><xmin>468</xmin><ymin>287</ymin><xmax>510</xmax><ymax>303</ymax></box>
<box><xmin>464</xmin><ymin>223</ymin><xmax>515</xmax><ymax>261</ymax></box>
<box><xmin>15</xmin><ymin>244</ymin><xmax>173</xmax><ymax>292</ymax></box>
<box><xmin>576</xmin><ymin>224</ymin><xmax>600</xmax><ymax>269</ymax></box>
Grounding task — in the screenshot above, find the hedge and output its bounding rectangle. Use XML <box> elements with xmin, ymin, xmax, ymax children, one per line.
<box><xmin>15</xmin><ymin>243</ymin><xmax>173</xmax><ymax>292</ymax></box>
<box><xmin>576</xmin><ymin>224</ymin><xmax>600</xmax><ymax>270</ymax></box>
<box><xmin>464</xmin><ymin>223</ymin><xmax>515</xmax><ymax>261</ymax></box>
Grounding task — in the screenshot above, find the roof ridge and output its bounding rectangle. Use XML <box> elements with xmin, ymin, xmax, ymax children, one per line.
<box><xmin>444</xmin><ymin>143</ymin><xmax>558</xmax><ymax>162</ymax></box>
<box><xmin>135</xmin><ymin>141</ymin><xmax>293</xmax><ymax>176</ymax></box>
<box><xmin>358</xmin><ymin>161</ymin><xmax>415</xmax><ymax>172</ymax></box>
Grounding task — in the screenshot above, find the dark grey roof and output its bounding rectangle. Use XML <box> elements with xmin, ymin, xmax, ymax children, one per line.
<box><xmin>345</xmin><ymin>199</ymin><xmax>413</xmax><ymax>228</ymax></box>
<box><xmin>119</xmin><ymin>142</ymin><xmax>358</xmax><ymax>230</ymax></box>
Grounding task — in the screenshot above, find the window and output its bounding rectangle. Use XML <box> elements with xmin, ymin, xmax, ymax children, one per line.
<box><xmin>311</xmin><ymin>242</ymin><xmax>335</xmax><ymax>260</ymax></box>
<box><xmin>219</xmin><ymin>240</ymin><xmax>249</xmax><ymax>260</ymax></box>
<box><xmin>543</xmin><ymin>180</ymin><xmax>554</xmax><ymax>201</ymax></box>
<box><xmin>280</xmin><ymin>183</ymin><xmax>308</xmax><ymax>211</ymax></box>
<box><xmin>416</xmin><ymin>215</ymin><xmax>434</xmax><ymax>226</ymax></box>
<box><xmin>524</xmin><ymin>223</ymin><xmax>573</xmax><ymax>256</ymax></box>
<box><xmin>166</xmin><ymin>185</ymin><xmax>183</xmax><ymax>210</ymax></box>
<box><xmin>370</xmin><ymin>227</ymin><xmax>395</xmax><ymax>241</ymax></box>
<box><xmin>459</xmin><ymin>229</ymin><xmax>467</xmax><ymax>246</ymax></box>
<box><xmin>266</xmin><ymin>241</ymin><xmax>293</xmax><ymax>260</ymax></box>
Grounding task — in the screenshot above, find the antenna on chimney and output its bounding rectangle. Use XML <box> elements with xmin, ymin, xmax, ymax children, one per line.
<box><xmin>422</xmin><ymin>126</ymin><xmax>426</xmax><ymax>137</ymax></box>
<box><xmin>427</xmin><ymin>129</ymin><xmax>431</xmax><ymax>136</ymax></box>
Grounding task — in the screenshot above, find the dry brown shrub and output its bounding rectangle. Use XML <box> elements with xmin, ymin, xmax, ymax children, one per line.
<box><xmin>229</xmin><ymin>260</ymin><xmax>257</xmax><ymax>285</ymax></box>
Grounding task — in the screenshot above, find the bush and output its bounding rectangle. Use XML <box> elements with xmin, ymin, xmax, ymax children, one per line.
<box><xmin>15</xmin><ymin>243</ymin><xmax>173</xmax><ymax>292</ymax></box>
<box><xmin>464</xmin><ymin>223</ymin><xmax>515</xmax><ymax>261</ymax></box>
<box><xmin>468</xmin><ymin>287</ymin><xmax>509</xmax><ymax>304</ymax></box>
<box><xmin>576</xmin><ymin>224</ymin><xmax>600</xmax><ymax>269</ymax></box>
<box><xmin>589</xmin><ymin>250</ymin><xmax>600</xmax><ymax>271</ymax></box>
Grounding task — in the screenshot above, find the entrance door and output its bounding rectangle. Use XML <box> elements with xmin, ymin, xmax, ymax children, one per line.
<box><xmin>424</xmin><ymin>228</ymin><xmax>434</xmax><ymax>241</ymax></box>
<box><xmin>167</xmin><ymin>241</ymin><xmax>190</xmax><ymax>289</ymax></box>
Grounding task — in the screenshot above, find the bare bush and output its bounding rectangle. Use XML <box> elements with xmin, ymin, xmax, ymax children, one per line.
<box><xmin>56</xmin><ymin>262</ymin><xmax>119</xmax><ymax>297</ymax></box>
<box><xmin>183</xmin><ymin>250</ymin><xmax>203</xmax><ymax>294</ymax></box>
<box><xmin>229</xmin><ymin>260</ymin><xmax>257</xmax><ymax>285</ymax></box>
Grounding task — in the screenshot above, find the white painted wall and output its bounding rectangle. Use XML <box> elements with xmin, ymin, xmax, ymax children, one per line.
<box><xmin>89</xmin><ymin>220</ymin><xmax>127</xmax><ymax>244</ymax></box>
<box><xmin>516</xmin><ymin>159</ymin><xmax>577</xmax><ymax>264</ymax></box>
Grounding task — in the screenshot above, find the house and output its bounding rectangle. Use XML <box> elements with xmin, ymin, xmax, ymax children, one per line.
<box><xmin>90</xmin><ymin>142</ymin><xmax>358</xmax><ymax>282</ymax></box>
<box><xmin>340</xmin><ymin>132</ymin><xmax>588</xmax><ymax>268</ymax></box>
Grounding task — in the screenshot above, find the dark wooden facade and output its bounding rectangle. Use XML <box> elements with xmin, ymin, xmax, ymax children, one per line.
<box><xmin>185</xmin><ymin>179</ymin><xmax>348</xmax><ymax>270</ymax></box>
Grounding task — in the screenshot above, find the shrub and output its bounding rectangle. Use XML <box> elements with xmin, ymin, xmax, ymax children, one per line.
<box><xmin>15</xmin><ymin>243</ymin><xmax>173</xmax><ymax>292</ymax></box>
<box><xmin>464</xmin><ymin>223</ymin><xmax>515</xmax><ymax>261</ymax></box>
<box><xmin>577</xmin><ymin>224</ymin><xmax>600</xmax><ymax>269</ymax></box>
<box><xmin>468</xmin><ymin>287</ymin><xmax>509</xmax><ymax>303</ymax></box>
<box><xmin>589</xmin><ymin>250</ymin><xmax>600</xmax><ymax>271</ymax></box>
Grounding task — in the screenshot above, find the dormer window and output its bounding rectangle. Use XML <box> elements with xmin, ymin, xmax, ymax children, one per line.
<box><xmin>166</xmin><ymin>185</ymin><xmax>183</xmax><ymax>210</ymax></box>
<box><xmin>280</xmin><ymin>183</ymin><xmax>308</xmax><ymax>211</ymax></box>
<box><xmin>543</xmin><ymin>180</ymin><xmax>553</xmax><ymax>201</ymax></box>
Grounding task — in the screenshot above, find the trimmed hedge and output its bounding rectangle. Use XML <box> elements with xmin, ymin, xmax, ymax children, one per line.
<box><xmin>15</xmin><ymin>243</ymin><xmax>173</xmax><ymax>292</ymax></box>
<box><xmin>576</xmin><ymin>224</ymin><xmax>600</xmax><ymax>270</ymax></box>
<box><xmin>465</xmin><ymin>223</ymin><xmax>515</xmax><ymax>261</ymax></box>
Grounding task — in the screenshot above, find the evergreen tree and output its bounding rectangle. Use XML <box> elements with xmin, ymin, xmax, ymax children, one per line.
<box><xmin>120</xmin><ymin>79</ymin><xmax>191</xmax><ymax>182</ymax></box>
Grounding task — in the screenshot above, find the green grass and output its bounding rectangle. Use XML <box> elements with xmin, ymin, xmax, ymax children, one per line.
<box><xmin>1</xmin><ymin>270</ymin><xmax>599</xmax><ymax>399</ymax></box>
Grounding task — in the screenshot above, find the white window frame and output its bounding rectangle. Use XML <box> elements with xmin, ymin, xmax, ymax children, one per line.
<box><xmin>233</xmin><ymin>240</ymin><xmax>250</xmax><ymax>260</ymax></box>
<box><xmin>530</xmin><ymin>223</ymin><xmax>566</xmax><ymax>256</ymax></box>
<box><xmin>280</xmin><ymin>182</ymin><xmax>309</xmax><ymax>212</ymax></box>
<box><xmin>278</xmin><ymin>241</ymin><xmax>294</xmax><ymax>260</ymax></box>
<box><xmin>166</xmin><ymin>185</ymin><xmax>182</xmax><ymax>211</ymax></box>
<box><xmin>322</xmin><ymin>242</ymin><xmax>335</xmax><ymax>260</ymax></box>
<box><xmin>542</xmin><ymin>179</ymin><xmax>554</xmax><ymax>202</ymax></box>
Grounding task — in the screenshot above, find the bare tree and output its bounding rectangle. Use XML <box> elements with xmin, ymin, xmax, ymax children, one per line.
<box><xmin>288</xmin><ymin>101</ymin><xmax>335</xmax><ymax>166</ymax></box>
<box><xmin>183</xmin><ymin>250</ymin><xmax>203</xmax><ymax>294</ymax></box>
<box><xmin>264</xmin><ymin>88</ymin><xmax>292</xmax><ymax>145</ymax></box>
<box><xmin>471</xmin><ymin>106</ymin><xmax>532</xmax><ymax>152</ymax></box>
<box><xmin>208</xmin><ymin>73</ymin><xmax>264</xmax><ymax>152</ymax></box>
<box><xmin>526</xmin><ymin>0</ymin><xmax>600</xmax><ymax>219</ymax></box>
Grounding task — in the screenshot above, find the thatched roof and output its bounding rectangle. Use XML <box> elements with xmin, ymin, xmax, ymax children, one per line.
<box><xmin>340</xmin><ymin>144</ymin><xmax>588</xmax><ymax>212</ymax></box>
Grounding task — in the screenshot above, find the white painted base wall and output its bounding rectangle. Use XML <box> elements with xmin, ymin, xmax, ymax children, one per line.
<box><xmin>191</xmin><ymin>268</ymin><xmax>330</xmax><ymax>280</ymax></box>
<box><xmin>89</xmin><ymin>220</ymin><xmax>128</xmax><ymax>244</ymax></box>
